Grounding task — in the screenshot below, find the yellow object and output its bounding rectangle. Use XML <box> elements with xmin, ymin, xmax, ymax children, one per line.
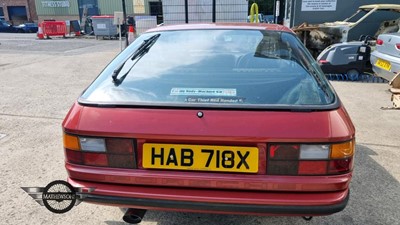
<box><xmin>331</xmin><ymin>140</ymin><xmax>355</xmax><ymax>159</ymax></box>
<box><xmin>250</xmin><ymin>3</ymin><xmax>259</xmax><ymax>23</ymax></box>
<box><xmin>375</xmin><ymin>58</ymin><xmax>391</xmax><ymax>71</ymax></box>
<box><xmin>142</xmin><ymin>143</ymin><xmax>259</xmax><ymax>173</ymax></box>
<box><xmin>63</xmin><ymin>133</ymin><xmax>80</xmax><ymax>151</ymax></box>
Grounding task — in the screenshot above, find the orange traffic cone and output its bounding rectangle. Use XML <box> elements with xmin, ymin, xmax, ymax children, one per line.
<box><xmin>128</xmin><ymin>25</ymin><xmax>135</xmax><ymax>44</ymax></box>
<box><xmin>37</xmin><ymin>23</ymin><xmax>45</xmax><ymax>39</ymax></box>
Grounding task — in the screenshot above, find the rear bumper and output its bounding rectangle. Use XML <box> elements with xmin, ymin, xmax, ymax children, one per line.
<box><xmin>69</xmin><ymin>178</ymin><xmax>350</xmax><ymax>216</ymax></box>
<box><xmin>370</xmin><ymin>51</ymin><xmax>400</xmax><ymax>81</ymax></box>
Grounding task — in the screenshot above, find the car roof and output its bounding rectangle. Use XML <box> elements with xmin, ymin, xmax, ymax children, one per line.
<box><xmin>359</xmin><ymin>4</ymin><xmax>400</xmax><ymax>12</ymax></box>
<box><xmin>146</xmin><ymin>23</ymin><xmax>293</xmax><ymax>33</ymax></box>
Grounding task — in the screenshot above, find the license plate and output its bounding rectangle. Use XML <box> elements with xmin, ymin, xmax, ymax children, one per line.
<box><xmin>142</xmin><ymin>143</ymin><xmax>259</xmax><ymax>173</ymax></box>
<box><xmin>375</xmin><ymin>58</ymin><xmax>391</xmax><ymax>71</ymax></box>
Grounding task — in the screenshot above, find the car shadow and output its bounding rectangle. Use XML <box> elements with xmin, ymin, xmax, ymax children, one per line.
<box><xmin>104</xmin><ymin>144</ymin><xmax>400</xmax><ymax>225</ymax></box>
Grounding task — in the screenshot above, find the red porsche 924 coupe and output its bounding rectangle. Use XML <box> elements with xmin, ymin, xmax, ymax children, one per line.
<box><xmin>62</xmin><ymin>23</ymin><xmax>355</xmax><ymax>223</ymax></box>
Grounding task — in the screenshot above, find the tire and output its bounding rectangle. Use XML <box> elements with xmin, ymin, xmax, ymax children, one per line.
<box><xmin>347</xmin><ymin>69</ymin><xmax>360</xmax><ymax>81</ymax></box>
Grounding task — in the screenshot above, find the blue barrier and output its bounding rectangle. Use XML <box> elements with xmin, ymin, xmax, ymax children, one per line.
<box><xmin>325</xmin><ymin>73</ymin><xmax>388</xmax><ymax>83</ymax></box>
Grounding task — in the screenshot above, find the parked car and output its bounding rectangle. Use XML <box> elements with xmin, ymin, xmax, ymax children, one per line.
<box><xmin>15</xmin><ymin>23</ymin><xmax>38</xmax><ymax>33</ymax></box>
<box><xmin>370</xmin><ymin>33</ymin><xmax>400</xmax><ymax>81</ymax></box>
<box><xmin>0</xmin><ymin>20</ymin><xmax>24</xmax><ymax>33</ymax></box>
<box><xmin>62</xmin><ymin>23</ymin><xmax>355</xmax><ymax>223</ymax></box>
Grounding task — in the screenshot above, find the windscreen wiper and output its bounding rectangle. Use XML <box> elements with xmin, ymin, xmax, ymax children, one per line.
<box><xmin>112</xmin><ymin>33</ymin><xmax>161</xmax><ymax>85</ymax></box>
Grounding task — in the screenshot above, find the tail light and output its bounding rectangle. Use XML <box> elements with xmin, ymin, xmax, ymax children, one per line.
<box><xmin>376</xmin><ymin>39</ymin><xmax>383</xmax><ymax>45</ymax></box>
<box><xmin>318</xmin><ymin>59</ymin><xmax>329</xmax><ymax>64</ymax></box>
<box><xmin>267</xmin><ymin>140</ymin><xmax>355</xmax><ymax>176</ymax></box>
<box><xmin>396</xmin><ymin>43</ymin><xmax>400</xmax><ymax>50</ymax></box>
<box><xmin>63</xmin><ymin>133</ymin><xmax>136</xmax><ymax>169</ymax></box>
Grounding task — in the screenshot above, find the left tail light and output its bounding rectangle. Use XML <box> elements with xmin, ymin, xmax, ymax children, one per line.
<box><xmin>63</xmin><ymin>133</ymin><xmax>136</xmax><ymax>169</ymax></box>
<box><xmin>267</xmin><ymin>140</ymin><xmax>355</xmax><ymax>175</ymax></box>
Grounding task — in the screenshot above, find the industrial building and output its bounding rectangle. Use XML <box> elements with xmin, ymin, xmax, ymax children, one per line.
<box><xmin>0</xmin><ymin>0</ymin><xmax>38</xmax><ymax>24</ymax></box>
<box><xmin>34</xmin><ymin>0</ymin><xmax>134</xmax><ymax>22</ymax></box>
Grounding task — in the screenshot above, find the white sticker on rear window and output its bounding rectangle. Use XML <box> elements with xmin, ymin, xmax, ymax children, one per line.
<box><xmin>170</xmin><ymin>88</ymin><xmax>237</xmax><ymax>96</ymax></box>
<box><xmin>185</xmin><ymin>97</ymin><xmax>245</xmax><ymax>104</ymax></box>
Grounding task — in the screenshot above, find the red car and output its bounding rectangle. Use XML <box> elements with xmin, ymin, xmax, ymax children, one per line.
<box><xmin>63</xmin><ymin>23</ymin><xmax>355</xmax><ymax>223</ymax></box>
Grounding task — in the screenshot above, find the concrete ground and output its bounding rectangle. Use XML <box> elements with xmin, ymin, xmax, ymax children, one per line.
<box><xmin>0</xmin><ymin>33</ymin><xmax>399</xmax><ymax>225</ymax></box>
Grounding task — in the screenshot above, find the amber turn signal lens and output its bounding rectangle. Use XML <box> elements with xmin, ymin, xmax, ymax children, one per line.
<box><xmin>331</xmin><ymin>140</ymin><xmax>354</xmax><ymax>159</ymax></box>
<box><xmin>63</xmin><ymin>133</ymin><xmax>80</xmax><ymax>151</ymax></box>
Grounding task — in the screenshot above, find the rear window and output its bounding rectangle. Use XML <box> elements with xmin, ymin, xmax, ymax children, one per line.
<box><xmin>80</xmin><ymin>29</ymin><xmax>336</xmax><ymax>109</ymax></box>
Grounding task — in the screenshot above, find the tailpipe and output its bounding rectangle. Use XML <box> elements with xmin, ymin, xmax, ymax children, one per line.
<box><xmin>122</xmin><ymin>208</ymin><xmax>147</xmax><ymax>224</ymax></box>
<box><xmin>302</xmin><ymin>216</ymin><xmax>313</xmax><ymax>221</ymax></box>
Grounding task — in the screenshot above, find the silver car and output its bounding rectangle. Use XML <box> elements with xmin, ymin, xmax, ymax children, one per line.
<box><xmin>370</xmin><ymin>33</ymin><xmax>400</xmax><ymax>81</ymax></box>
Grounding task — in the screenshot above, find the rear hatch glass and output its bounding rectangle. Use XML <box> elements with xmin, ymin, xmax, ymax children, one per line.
<box><xmin>80</xmin><ymin>29</ymin><xmax>336</xmax><ymax>109</ymax></box>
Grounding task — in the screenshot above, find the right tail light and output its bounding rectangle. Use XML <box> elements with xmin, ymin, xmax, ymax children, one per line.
<box><xmin>267</xmin><ymin>140</ymin><xmax>355</xmax><ymax>175</ymax></box>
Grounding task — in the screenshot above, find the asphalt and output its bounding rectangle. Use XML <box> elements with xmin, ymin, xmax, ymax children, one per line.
<box><xmin>0</xmin><ymin>33</ymin><xmax>399</xmax><ymax>225</ymax></box>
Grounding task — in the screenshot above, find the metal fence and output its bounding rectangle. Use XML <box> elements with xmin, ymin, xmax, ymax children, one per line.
<box><xmin>161</xmin><ymin>0</ymin><xmax>249</xmax><ymax>25</ymax></box>
<box><xmin>134</xmin><ymin>0</ymin><xmax>280</xmax><ymax>35</ymax></box>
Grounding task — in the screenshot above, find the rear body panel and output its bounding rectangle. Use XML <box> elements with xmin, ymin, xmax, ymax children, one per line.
<box><xmin>63</xmin><ymin>101</ymin><xmax>355</xmax><ymax>215</ymax></box>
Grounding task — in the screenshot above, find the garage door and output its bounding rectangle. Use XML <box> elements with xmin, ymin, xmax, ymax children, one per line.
<box><xmin>7</xmin><ymin>6</ymin><xmax>28</xmax><ymax>24</ymax></box>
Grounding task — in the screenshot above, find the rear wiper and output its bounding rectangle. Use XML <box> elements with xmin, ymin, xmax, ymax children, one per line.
<box><xmin>112</xmin><ymin>33</ymin><xmax>161</xmax><ymax>85</ymax></box>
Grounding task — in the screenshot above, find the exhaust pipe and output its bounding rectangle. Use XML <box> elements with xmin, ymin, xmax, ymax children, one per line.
<box><xmin>122</xmin><ymin>208</ymin><xmax>147</xmax><ymax>224</ymax></box>
<box><xmin>302</xmin><ymin>216</ymin><xmax>313</xmax><ymax>221</ymax></box>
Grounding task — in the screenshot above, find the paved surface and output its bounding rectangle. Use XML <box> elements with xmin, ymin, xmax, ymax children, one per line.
<box><xmin>0</xmin><ymin>33</ymin><xmax>399</xmax><ymax>225</ymax></box>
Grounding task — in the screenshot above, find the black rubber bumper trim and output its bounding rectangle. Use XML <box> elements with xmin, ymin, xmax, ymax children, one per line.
<box><xmin>84</xmin><ymin>191</ymin><xmax>349</xmax><ymax>215</ymax></box>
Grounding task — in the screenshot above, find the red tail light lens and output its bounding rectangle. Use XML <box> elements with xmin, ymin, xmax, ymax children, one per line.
<box><xmin>83</xmin><ymin>153</ymin><xmax>108</xmax><ymax>166</ymax></box>
<box><xmin>65</xmin><ymin>149</ymin><xmax>83</xmax><ymax>164</ymax></box>
<box><xmin>268</xmin><ymin>140</ymin><xmax>354</xmax><ymax>176</ymax></box>
<box><xmin>63</xmin><ymin>133</ymin><xmax>136</xmax><ymax>169</ymax></box>
<box><xmin>106</xmin><ymin>139</ymin><xmax>135</xmax><ymax>168</ymax></box>
<box><xmin>376</xmin><ymin>39</ymin><xmax>383</xmax><ymax>45</ymax></box>
<box><xmin>108</xmin><ymin>155</ymin><xmax>135</xmax><ymax>168</ymax></box>
<box><xmin>268</xmin><ymin>161</ymin><xmax>299</xmax><ymax>175</ymax></box>
<box><xmin>396</xmin><ymin>43</ymin><xmax>400</xmax><ymax>50</ymax></box>
<box><xmin>318</xmin><ymin>59</ymin><xmax>329</xmax><ymax>64</ymax></box>
<box><xmin>298</xmin><ymin>161</ymin><xmax>328</xmax><ymax>175</ymax></box>
<box><xmin>269</xmin><ymin>145</ymin><xmax>299</xmax><ymax>160</ymax></box>
<box><xmin>328</xmin><ymin>158</ymin><xmax>353</xmax><ymax>174</ymax></box>
<box><xmin>106</xmin><ymin>139</ymin><xmax>134</xmax><ymax>154</ymax></box>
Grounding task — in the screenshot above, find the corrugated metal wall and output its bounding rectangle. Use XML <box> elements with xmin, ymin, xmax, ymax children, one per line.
<box><xmin>35</xmin><ymin>0</ymin><xmax>79</xmax><ymax>16</ymax></box>
<box><xmin>35</xmin><ymin>0</ymin><xmax>134</xmax><ymax>16</ymax></box>
<box><xmin>98</xmin><ymin>0</ymin><xmax>134</xmax><ymax>15</ymax></box>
